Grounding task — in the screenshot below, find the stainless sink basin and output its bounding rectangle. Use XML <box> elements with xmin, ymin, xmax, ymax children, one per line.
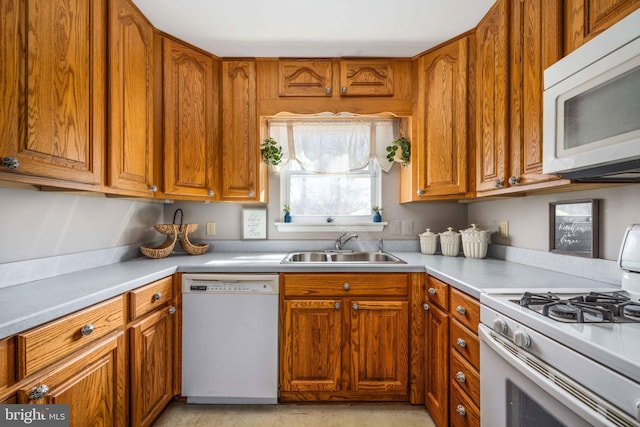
<box><xmin>281</xmin><ymin>251</ymin><xmax>406</xmax><ymax>264</ymax></box>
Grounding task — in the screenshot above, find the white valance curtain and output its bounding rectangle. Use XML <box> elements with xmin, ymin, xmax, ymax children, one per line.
<box><xmin>267</xmin><ymin>113</ymin><xmax>399</xmax><ymax>173</ymax></box>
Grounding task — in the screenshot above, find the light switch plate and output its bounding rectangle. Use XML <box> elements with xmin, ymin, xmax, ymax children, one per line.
<box><xmin>401</xmin><ymin>220</ymin><xmax>414</xmax><ymax>236</ymax></box>
<box><xmin>500</xmin><ymin>221</ymin><xmax>509</xmax><ymax>238</ymax></box>
<box><xmin>206</xmin><ymin>222</ymin><xmax>216</xmax><ymax>235</ymax></box>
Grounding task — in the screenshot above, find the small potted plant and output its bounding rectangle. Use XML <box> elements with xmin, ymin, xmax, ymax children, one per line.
<box><xmin>386</xmin><ymin>136</ymin><xmax>411</xmax><ymax>168</ymax></box>
<box><xmin>260</xmin><ymin>137</ymin><xmax>283</xmax><ymax>168</ymax></box>
<box><xmin>372</xmin><ymin>206</ymin><xmax>383</xmax><ymax>223</ymax></box>
<box><xmin>283</xmin><ymin>204</ymin><xmax>292</xmax><ymax>223</ymax></box>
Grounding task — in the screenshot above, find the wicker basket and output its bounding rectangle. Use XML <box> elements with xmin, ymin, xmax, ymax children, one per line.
<box><xmin>178</xmin><ymin>223</ymin><xmax>209</xmax><ymax>255</ymax></box>
<box><xmin>140</xmin><ymin>233</ymin><xmax>178</xmax><ymax>259</ymax></box>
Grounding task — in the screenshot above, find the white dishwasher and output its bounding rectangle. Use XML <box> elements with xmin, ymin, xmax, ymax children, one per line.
<box><xmin>181</xmin><ymin>273</ymin><xmax>279</xmax><ymax>404</ymax></box>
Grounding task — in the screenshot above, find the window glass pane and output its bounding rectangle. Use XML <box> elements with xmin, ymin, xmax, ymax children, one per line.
<box><xmin>289</xmin><ymin>172</ymin><xmax>372</xmax><ymax>216</ymax></box>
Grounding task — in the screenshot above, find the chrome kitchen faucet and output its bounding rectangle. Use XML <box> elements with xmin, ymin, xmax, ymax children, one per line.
<box><xmin>335</xmin><ymin>232</ymin><xmax>358</xmax><ymax>251</ymax></box>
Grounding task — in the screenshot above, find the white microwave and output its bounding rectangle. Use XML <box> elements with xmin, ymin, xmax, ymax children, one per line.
<box><xmin>543</xmin><ymin>9</ymin><xmax>640</xmax><ymax>182</ymax></box>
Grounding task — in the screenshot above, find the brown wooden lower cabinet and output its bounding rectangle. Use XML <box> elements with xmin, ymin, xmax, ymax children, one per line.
<box><xmin>280</xmin><ymin>273</ymin><xmax>412</xmax><ymax>402</ymax></box>
<box><xmin>424</xmin><ymin>298</ymin><xmax>449</xmax><ymax>427</ymax></box>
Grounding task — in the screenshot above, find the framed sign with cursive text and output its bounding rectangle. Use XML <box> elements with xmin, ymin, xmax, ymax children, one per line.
<box><xmin>549</xmin><ymin>199</ymin><xmax>599</xmax><ymax>258</ymax></box>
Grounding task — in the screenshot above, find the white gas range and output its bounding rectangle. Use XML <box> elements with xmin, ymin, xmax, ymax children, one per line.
<box><xmin>479</xmin><ymin>225</ymin><xmax>640</xmax><ymax>427</ymax></box>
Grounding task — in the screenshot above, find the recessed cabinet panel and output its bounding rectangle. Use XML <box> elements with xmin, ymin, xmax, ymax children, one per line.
<box><xmin>279</xmin><ymin>60</ymin><xmax>333</xmax><ymax>96</ymax></box>
<box><xmin>339</xmin><ymin>60</ymin><xmax>394</xmax><ymax>96</ymax></box>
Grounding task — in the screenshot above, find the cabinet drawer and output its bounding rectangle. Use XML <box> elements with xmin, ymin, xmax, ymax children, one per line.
<box><xmin>450</xmin><ymin>349</ymin><xmax>480</xmax><ymax>404</ymax></box>
<box><xmin>283</xmin><ymin>273</ymin><xmax>409</xmax><ymax>297</ymax></box>
<box><xmin>17</xmin><ymin>296</ymin><xmax>124</xmax><ymax>378</ymax></box>
<box><xmin>450</xmin><ymin>381</ymin><xmax>480</xmax><ymax>427</ymax></box>
<box><xmin>129</xmin><ymin>276</ymin><xmax>174</xmax><ymax>320</ymax></box>
<box><xmin>426</xmin><ymin>276</ymin><xmax>449</xmax><ymax>310</ymax></box>
<box><xmin>450</xmin><ymin>288</ymin><xmax>480</xmax><ymax>333</ymax></box>
<box><xmin>450</xmin><ymin>319</ymin><xmax>480</xmax><ymax>370</ymax></box>
<box><xmin>1</xmin><ymin>337</ymin><xmax>15</xmax><ymax>390</ymax></box>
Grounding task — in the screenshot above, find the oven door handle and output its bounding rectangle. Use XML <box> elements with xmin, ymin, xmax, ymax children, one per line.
<box><xmin>479</xmin><ymin>324</ymin><xmax>638</xmax><ymax>426</ymax></box>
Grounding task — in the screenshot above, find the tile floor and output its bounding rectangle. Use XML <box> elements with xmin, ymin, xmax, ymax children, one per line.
<box><xmin>152</xmin><ymin>401</ymin><xmax>436</xmax><ymax>427</ymax></box>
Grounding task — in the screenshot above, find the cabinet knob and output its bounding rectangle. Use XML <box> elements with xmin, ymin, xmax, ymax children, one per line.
<box><xmin>248</xmin><ymin>189</ymin><xmax>255</xmax><ymax>197</ymax></box>
<box><xmin>80</xmin><ymin>323</ymin><xmax>95</xmax><ymax>336</ymax></box>
<box><xmin>28</xmin><ymin>384</ymin><xmax>49</xmax><ymax>400</ymax></box>
<box><xmin>508</xmin><ymin>175</ymin><xmax>520</xmax><ymax>186</ymax></box>
<box><xmin>149</xmin><ymin>185</ymin><xmax>158</xmax><ymax>193</ymax></box>
<box><xmin>1</xmin><ymin>156</ymin><xmax>20</xmax><ymax>169</ymax></box>
<box><xmin>456</xmin><ymin>338</ymin><xmax>466</xmax><ymax>348</ymax></box>
<box><xmin>417</xmin><ymin>189</ymin><xmax>425</xmax><ymax>196</ymax></box>
<box><xmin>494</xmin><ymin>179</ymin><xmax>504</xmax><ymax>188</ymax></box>
<box><xmin>456</xmin><ymin>305</ymin><xmax>466</xmax><ymax>315</ymax></box>
<box><xmin>456</xmin><ymin>404</ymin><xmax>466</xmax><ymax>416</ymax></box>
<box><xmin>427</xmin><ymin>287</ymin><xmax>437</xmax><ymax>295</ymax></box>
<box><xmin>352</xmin><ymin>303</ymin><xmax>359</xmax><ymax>311</ymax></box>
<box><xmin>342</xmin><ymin>282</ymin><xmax>350</xmax><ymax>291</ymax></box>
<box><xmin>334</xmin><ymin>302</ymin><xmax>342</xmax><ymax>310</ymax></box>
<box><xmin>208</xmin><ymin>189</ymin><xmax>214</xmax><ymax>197</ymax></box>
<box><xmin>422</xmin><ymin>303</ymin><xmax>430</xmax><ymax>311</ymax></box>
<box><xmin>326</xmin><ymin>87</ymin><xmax>332</xmax><ymax>94</ymax></box>
<box><xmin>168</xmin><ymin>306</ymin><xmax>176</xmax><ymax>315</ymax></box>
<box><xmin>153</xmin><ymin>292</ymin><xmax>162</xmax><ymax>301</ymax></box>
<box><xmin>455</xmin><ymin>371</ymin><xmax>466</xmax><ymax>383</ymax></box>
<box><xmin>341</xmin><ymin>86</ymin><xmax>348</xmax><ymax>94</ymax></box>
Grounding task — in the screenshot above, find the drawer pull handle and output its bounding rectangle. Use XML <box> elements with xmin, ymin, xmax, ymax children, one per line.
<box><xmin>427</xmin><ymin>287</ymin><xmax>436</xmax><ymax>295</ymax></box>
<box><xmin>352</xmin><ymin>303</ymin><xmax>359</xmax><ymax>311</ymax></box>
<box><xmin>2</xmin><ymin>156</ymin><xmax>20</xmax><ymax>169</ymax></box>
<box><xmin>168</xmin><ymin>306</ymin><xmax>176</xmax><ymax>315</ymax></box>
<box><xmin>80</xmin><ymin>323</ymin><xmax>95</xmax><ymax>336</ymax></box>
<box><xmin>343</xmin><ymin>282</ymin><xmax>350</xmax><ymax>291</ymax></box>
<box><xmin>422</xmin><ymin>303</ymin><xmax>430</xmax><ymax>311</ymax></box>
<box><xmin>455</xmin><ymin>371</ymin><xmax>466</xmax><ymax>383</ymax></box>
<box><xmin>153</xmin><ymin>292</ymin><xmax>162</xmax><ymax>301</ymax></box>
<box><xmin>334</xmin><ymin>302</ymin><xmax>342</xmax><ymax>310</ymax></box>
<box><xmin>456</xmin><ymin>404</ymin><xmax>466</xmax><ymax>416</ymax></box>
<box><xmin>456</xmin><ymin>305</ymin><xmax>466</xmax><ymax>315</ymax></box>
<box><xmin>456</xmin><ymin>338</ymin><xmax>466</xmax><ymax>348</ymax></box>
<box><xmin>29</xmin><ymin>384</ymin><xmax>49</xmax><ymax>400</ymax></box>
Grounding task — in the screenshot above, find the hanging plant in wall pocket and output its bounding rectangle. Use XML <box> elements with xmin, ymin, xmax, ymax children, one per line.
<box><xmin>260</xmin><ymin>137</ymin><xmax>283</xmax><ymax>174</ymax></box>
<box><xmin>386</xmin><ymin>136</ymin><xmax>411</xmax><ymax>168</ymax></box>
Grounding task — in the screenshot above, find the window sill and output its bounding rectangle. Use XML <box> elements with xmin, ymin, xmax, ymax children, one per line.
<box><xmin>274</xmin><ymin>222</ymin><xmax>387</xmax><ymax>233</ymax></box>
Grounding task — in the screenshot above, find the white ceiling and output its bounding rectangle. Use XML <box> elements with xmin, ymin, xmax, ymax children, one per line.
<box><xmin>131</xmin><ymin>0</ymin><xmax>495</xmax><ymax>58</ymax></box>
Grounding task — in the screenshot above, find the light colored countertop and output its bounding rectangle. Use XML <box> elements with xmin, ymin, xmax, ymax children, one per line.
<box><xmin>0</xmin><ymin>251</ymin><xmax>618</xmax><ymax>340</ymax></box>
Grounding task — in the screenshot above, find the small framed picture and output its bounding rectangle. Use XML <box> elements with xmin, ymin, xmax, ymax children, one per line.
<box><xmin>242</xmin><ymin>208</ymin><xmax>268</xmax><ymax>240</ymax></box>
<box><xmin>549</xmin><ymin>199</ymin><xmax>599</xmax><ymax>258</ymax></box>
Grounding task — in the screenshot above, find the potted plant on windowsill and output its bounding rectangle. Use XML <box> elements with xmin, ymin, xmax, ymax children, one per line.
<box><xmin>283</xmin><ymin>204</ymin><xmax>292</xmax><ymax>223</ymax></box>
<box><xmin>261</xmin><ymin>137</ymin><xmax>283</xmax><ymax>172</ymax></box>
<box><xmin>372</xmin><ymin>206</ymin><xmax>383</xmax><ymax>223</ymax></box>
<box><xmin>386</xmin><ymin>137</ymin><xmax>411</xmax><ymax>168</ymax></box>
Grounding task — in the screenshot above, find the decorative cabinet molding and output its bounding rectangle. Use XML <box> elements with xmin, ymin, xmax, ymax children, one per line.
<box><xmin>278</xmin><ymin>60</ymin><xmax>333</xmax><ymax>96</ymax></box>
<box><xmin>0</xmin><ymin>0</ymin><xmax>105</xmax><ymax>190</ymax></box>
<box><xmin>339</xmin><ymin>59</ymin><xmax>394</xmax><ymax>96</ymax></box>
<box><xmin>162</xmin><ymin>37</ymin><xmax>218</xmax><ymax>199</ymax></box>
<box><xmin>107</xmin><ymin>0</ymin><xmax>156</xmax><ymax>196</ymax></box>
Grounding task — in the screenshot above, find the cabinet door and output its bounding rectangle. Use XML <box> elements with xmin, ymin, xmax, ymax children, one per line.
<box><xmin>221</xmin><ymin>60</ymin><xmax>264</xmax><ymax>201</ymax></box>
<box><xmin>129</xmin><ymin>306</ymin><xmax>176</xmax><ymax>427</ymax></box>
<box><xmin>0</xmin><ymin>0</ymin><xmax>105</xmax><ymax>189</ymax></box>
<box><xmin>107</xmin><ymin>0</ymin><xmax>155</xmax><ymax>196</ymax></box>
<box><xmin>280</xmin><ymin>300</ymin><xmax>343</xmax><ymax>392</ymax></box>
<box><xmin>279</xmin><ymin>60</ymin><xmax>333</xmax><ymax>96</ymax></box>
<box><xmin>414</xmin><ymin>37</ymin><xmax>469</xmax><ymax>198</ymax></box>
<box><xmin>476</xmin><ymin>0</ymin><xmax>509</xmax><ymax>193</ymax></box>
<box><xmin>19</xmin><ymin>332</ymin><xmax>126</xmax><ymax>427</ymax></box>
<box><xmin>425</xmin><ymin>304</ymin><xmax>449</xmax><ymax>427</ymax></box>
<box><xmin>564</xmin><ymin>0</ymin><xmax>640</xmax><ymax>54</ymax></box>
<box><xmin>350</xmin><ymin>300</ymin><xmax>408</xmax><ymax>394</ymax></box>
<box><xmin>339</xmin><ymin>59</ymin><xmax>393</xmax><ymax>96</ymax></box>
<box><xmin>163</xmin><ymin>38</ymin><xmax>217</xmax><ymax>199</ymax></box>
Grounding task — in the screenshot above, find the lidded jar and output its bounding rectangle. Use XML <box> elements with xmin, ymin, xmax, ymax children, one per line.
<box><xmin>419</xmin><ymin>228</ymin><xmax>438</xmax><ymax>255</ymax></box>
<box><xmin>460</xmin><ymin>224</ymin><xmax>491</xmax><ymax>259</ymax></box>
<box><xmin>439</xmin><ymin>227</ymin><xmax>461</xmax><ymax>257</ymax></box>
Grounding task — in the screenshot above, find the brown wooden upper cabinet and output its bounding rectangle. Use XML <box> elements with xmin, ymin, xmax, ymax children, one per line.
<box><xmin>0</xmin><ymin>0</ymin><xmax>105</xmax><ymax>190</ymax></box>
<box><xmin>162</xmin><ymin>37</ymin><xmax>218</xmax><ymax>200</ymax></box>
<box><xmin>107</xmin><ymin>0</ymin><xmax>156</xmax><ymax>197</ymax></box>
<box><xmin>278</xmin><ymin>60</ymin><xmax>333</xmax><ymax>96</ymax></box>
<box><xmin>339</xmin><ymin>59</ymin><xmax>394</xmax><ymax>96</ymax></box>
<box><xmin>406</xmin><ymin>36</ymin><xmax>470</xmax><ymax>201</ymax></box>
<box><xmin>564</xmin><ymin>0</ymin><xmax>640</xmax><ymax>54</ymax></box>
<box><xmin>476</xmin><ymin>0</ymin><xmax>564</xmax><ymax>196</ymax></box>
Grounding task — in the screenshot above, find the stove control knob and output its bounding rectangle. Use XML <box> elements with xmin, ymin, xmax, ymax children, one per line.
<box><xmin>492</xmin><ymin>318</ymin><xmax>508</xmax><ymax>335</ymax></box>
<box><xmin>513</xmin><ymin>330</ymin><xmax>531</xmax><ymax>348</ymax></box>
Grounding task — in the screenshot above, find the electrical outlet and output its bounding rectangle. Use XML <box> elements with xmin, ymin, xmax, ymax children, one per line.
<box><xmin>390</xmin><ymin>220</ymin><xmax>401</xmax><ymax>235</ymax></box>
<box><xmin>500</xmin><ymin>221</ymin><xmax>509</xmax><ymax>238</ymax></box>
<box><xmin>401</xmin><ymin>220</ymin><xmax>414</xmax><ymax>236</ymax></box>
<box><xmin>206</xmin><ymin>221</ymin><xmax>216</xmax><ymax>235</ymax></box>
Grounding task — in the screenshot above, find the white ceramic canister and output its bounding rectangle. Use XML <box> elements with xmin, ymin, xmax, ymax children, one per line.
<box><xmin>439</xmin><ymin>227</ymin><xmax>461</xmax><ymax>257</ymax></box>
<box><xmin>459</xmin><ymin>224</ymin><xmax>491</xmax><ymax>259</ymax></box>
<box><xmin>419</xmin><ymin>228</ymin><xmax>438</xmax><ymax>255</ymax></box>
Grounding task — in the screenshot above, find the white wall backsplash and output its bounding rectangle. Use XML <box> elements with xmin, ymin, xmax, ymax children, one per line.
<box><xmin>469</xmin><ymin>185</ymin><xmax>640</xmax><ymax>261</ymax></box>
<box><xmin>0</xmin><ymin>186</ymin><xmax>163</xmax><ymax>264</ymax></box>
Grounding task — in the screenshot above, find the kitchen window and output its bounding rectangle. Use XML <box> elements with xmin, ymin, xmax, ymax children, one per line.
<box><xmin>267</xmin><ymin>113</ymin><xmax>399</xmax><ymax>228</ymax></box>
